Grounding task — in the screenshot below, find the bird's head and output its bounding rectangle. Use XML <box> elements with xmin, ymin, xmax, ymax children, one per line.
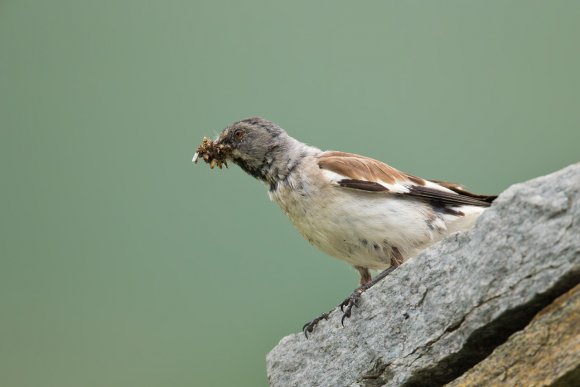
<box><xmin>194</xmin><ymin>117</ymin><xmax>291</xmax><ymax>181</ymax></box>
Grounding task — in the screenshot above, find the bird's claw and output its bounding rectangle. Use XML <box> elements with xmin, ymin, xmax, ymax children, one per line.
<box><xmin>302</xmin><ymin>312</ymin><xmax>330</xmax><ymax>339</ymax></box>
<box><xmin>339</xmin><ymin>291</ymin><xmax>362</xmax><ymax>326</ymax></box>
<box><xmin>302</xmin><ymin>287</ymin><xmax>367</xmax><ymax>338</ymax></box>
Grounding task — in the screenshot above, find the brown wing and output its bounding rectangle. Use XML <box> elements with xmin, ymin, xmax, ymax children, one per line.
<box><xmin>318</xmin><ymin>151</ymin><xmax>415</xmax><ymax>186</ymax></box>
<box><xmin>318</xmin><ymin>151</ymin><xmax>495</xmax><ymax>207</ymax></box>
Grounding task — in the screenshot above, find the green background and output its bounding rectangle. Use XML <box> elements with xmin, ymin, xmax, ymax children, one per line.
<box><xmin>1</xmin><ymin>1</ymin><xmax>579</xmax><ymax>386</ymax></box>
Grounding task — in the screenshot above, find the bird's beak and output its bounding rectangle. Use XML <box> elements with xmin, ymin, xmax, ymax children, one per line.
<box><xmin>192</xmin><ymin>152</ymin><xmax>199</xmax><ymax>163</ymax></box>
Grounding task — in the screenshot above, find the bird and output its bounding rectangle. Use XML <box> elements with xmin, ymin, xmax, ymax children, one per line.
<box><xmin>193</xmin><ymin>117</ymin><xmax>496</xmax><ymax>336</ymax></box>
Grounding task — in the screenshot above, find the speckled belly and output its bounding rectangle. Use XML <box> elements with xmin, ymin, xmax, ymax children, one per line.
<box><xmin>270</xmin><ymin>181</ymin><xmax>440</xmax><ymax>270</ymax></box>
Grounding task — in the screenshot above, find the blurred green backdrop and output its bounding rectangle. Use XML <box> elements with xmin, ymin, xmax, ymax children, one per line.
<box><xmin>1</xmin><ymin>1</ymin><xmax>579</xmax><ymax>386</ymax></box>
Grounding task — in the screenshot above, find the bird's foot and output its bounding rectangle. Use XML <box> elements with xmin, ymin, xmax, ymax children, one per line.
<box><xmin>302</xmin><ymin>312</ymin><xmax>330</xmax><ymax>338</ymax></box>
<box><xmin>302</xmin><ymin>265</ymin><xmax>399</xmax><ymax>338</ymax></box>
<box><xmin>302</xmin><ymin>287</ymin><xmax>366</xmax><ymax>338</ymax></box>
<box><xmin>338</xmin><ymin>264</ymin><xmax>399</xmax><ymax>326</ymax></box>
<box><xmin>339</xmin><ymin>287</ymin><xmax>366</xmax><ymax>326</ymax></box>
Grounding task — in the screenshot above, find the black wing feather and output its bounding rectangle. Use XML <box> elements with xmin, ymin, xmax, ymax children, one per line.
<box><xmin>406</xmin><ymin>185</ymin><xmax>493</xmax><ymax>207</ymax></box>
<box><xmin>338</xmin><ymin>179</ymin><xmax>389</xmax><ymax>192</ymax></box>
<box><xmin>337</xmin><ymin>178</ymin><xmax>494</xmax><ymax>208</ymax></box>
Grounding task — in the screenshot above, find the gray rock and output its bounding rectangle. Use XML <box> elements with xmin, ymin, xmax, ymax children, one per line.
<box><xmin>266</xmin><ymin>163</ymin><xmax>580</xmax><ymax>387</ymax></box>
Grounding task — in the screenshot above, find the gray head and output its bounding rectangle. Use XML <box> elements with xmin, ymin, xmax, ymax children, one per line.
<box><xmin>213</xmin><ymin>117</ymin><xmax>313</xmax><ymax>184</ymax></box>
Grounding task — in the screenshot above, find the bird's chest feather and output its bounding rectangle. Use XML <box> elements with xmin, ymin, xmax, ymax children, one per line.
<box><xmin>268</xmin><ymin>170</ymin><xmax>427</xmax><ymax>269</ymax></box>
<box><xmin>268</xmin><ymin>174</ymin><xmax>322</xmax><ymax>235</ymax></box>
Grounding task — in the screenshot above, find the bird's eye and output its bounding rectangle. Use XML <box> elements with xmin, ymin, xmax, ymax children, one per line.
<box><xmin>234</xmin><ymin>129</ymin><xmax>245</xmax><ymax>140</ymax></box>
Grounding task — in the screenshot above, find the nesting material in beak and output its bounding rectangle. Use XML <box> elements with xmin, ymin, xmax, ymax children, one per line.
<box><xmin>192</xmin><ymin>137</ymin><xmax>231</xmax><ymax>169</ymax></box>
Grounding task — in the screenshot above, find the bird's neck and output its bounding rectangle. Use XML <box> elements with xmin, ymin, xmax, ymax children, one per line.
<box><xmin>236</xmin><ymin>137</ymin><xmax>320</xmax><ymax>188</ymax></box>
<box><xmin>266</xmin><ymin>138</ymin><xmax>320</xmax><ymax>190</ymax></box>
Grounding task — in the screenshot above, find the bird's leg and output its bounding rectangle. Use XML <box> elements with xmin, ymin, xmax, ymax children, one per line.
<box><xmin>355</xmin><ymin>266</ymin><xmax>372</xmax><ymax>286</ymax></box>
<box><xmin>340</xmin><ymin>248</ymin><xmax>403</xmax><ymax>326</ymax></box>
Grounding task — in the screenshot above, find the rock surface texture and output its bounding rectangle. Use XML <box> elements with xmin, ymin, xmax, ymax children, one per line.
<box><xmin>448</xmin><ymin>283</ymin><xmax>580</xmax><ymax>387</ymax></box>
<box><xmin>266</xmin><ymin>164</ymin><xmax>580</xmax><ymax>387</ymax></box>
